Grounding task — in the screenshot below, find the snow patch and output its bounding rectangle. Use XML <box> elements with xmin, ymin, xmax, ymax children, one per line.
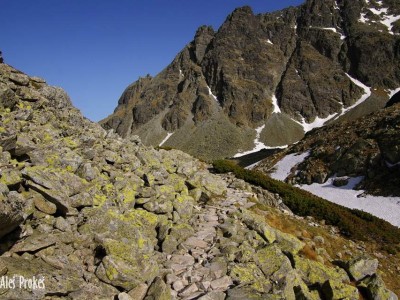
<box><xmin>233</xmin><ymin>125</ymin><xmax>287</xmax><ymax>158</ymax></box>
<box><xmin>312</xmin><ymin>27</ymin><xmax>346</xmax><ymax>40</ymax></box>
<box><xmin>369</xmin><ymin>7</ymin><xmax>388</xmax><ymax>15</ymax></box>
<box><xmin>270</xmin><ymin>152</ymin><xmax>400</xmax><ymax>226</ymax></box>
<box><xmin>179</xmin><ymin>69</ymin><xmax>184</xmax><ymax>78</ymax></box>
<box><xmin>334</xmin><ymin>1</ymin><xmax>339</xmax><ymax>10</ymax></box>
<box><xmin>269</xmin><ymin>151</ymin><xmax>310</xmax><ymax>181</ymax></box>
<box><xmin>381</xmin><ymin>14</ymin><xmax>400</xmax><ymax>34</ymax></box>
<box><xmin>293</xmin><ymin>75</ymin><xmax>370</xmax><ymax>133</ymax></box>
<box><xmin>358</xmin><ymin>5</ymin><xmax>400</xmax><ymax>34</ymax></box>
<box><xmin>267</xmin><ymin>39</ymin><xmax>274</xmax><ymax>45</ymax></box>
<box><xmin>271</xmin><ymin>95</ymin><xmax>281</xmax><ymax>113</ymax></box>
<box><xmin>359</xmin><ymin>13</ymin><xmax>369</xmax><ymax>23</ymax></box>
<box><xmin>388</xmin><ymin>87</ymin><xmax>400</xmax><ymax>98</ymax></box>
<box><xmin>298</xmin><ymin>176</ymin><xmax>400</xmax><ymax>227</ymax></box>
<box><xmin>344</xmin><ymin>73</ymin><xmax>372</xmax><ymax>113</ymax></box>
<box><xmin>385</xmin><ymin>160</ymin><xmax>400</xmax><ymax>168</ymax></box>
<box><xmin>207</xmin><ymin>86</ymin><xmax>219</xmax><ymax>103</ymax></box>
<box><xmin>294</xmin><ymin>113</ymin><xmax>338</xmax><ymax>133</ymax></box>
<box><xmin>159</xmin><ymin>132</ymin><xmax>174</xmax><ymax>146</ymax></box>
<box><xmin>322</xmin><ymin>27</ymin><xmax>337</xmax><ymax>33</ymax></box>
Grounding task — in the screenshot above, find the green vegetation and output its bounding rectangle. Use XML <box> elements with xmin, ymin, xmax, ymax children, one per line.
<box><xmin>212</xmin><ymin>160</ymin><xmax>400</xmax><ymax>245</ymax></box>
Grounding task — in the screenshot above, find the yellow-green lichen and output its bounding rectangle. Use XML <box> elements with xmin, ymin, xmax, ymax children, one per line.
<box><xmin>230</xmin><ymin>263</ymin><xmax>269</xmax><ymax>293</ymax></box>
<box><xmin>94</xmin><ymin>194</ymin><xmax>107</xmax><ymax>207</ymax></box>
<box><xmin>105</xmin><ymin>264</ymin><xmax>118</xmax><ymax>281</ymax></box>
<box><xmin>63</xmin><ymin>137</ymin><xmax>78</xmax><ymax>149</ymax></box>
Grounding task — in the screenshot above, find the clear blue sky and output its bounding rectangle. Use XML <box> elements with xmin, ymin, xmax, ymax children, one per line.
<box><xmin>1</xmin><ymin>0</ymin><xmax>304</xmax><ymax>121</ymax></box>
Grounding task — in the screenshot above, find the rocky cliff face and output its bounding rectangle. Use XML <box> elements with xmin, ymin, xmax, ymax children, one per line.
<box><xmin>1</xmin><ymin>60</ymin><xmax>398</xmax><ymax>297</ymax></box>
<box><xmin>101</xmin><ymin>0</ymin><xmax>400</xmax><ymax>161</ymax></box>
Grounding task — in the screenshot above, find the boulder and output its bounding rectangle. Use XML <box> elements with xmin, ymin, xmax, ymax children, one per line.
<box><xmin>358</xmin><ymin>274</ymin><xmax>398</xmax><ymax>300</ymax></box>
<box><xmin>321</xmin><ymin>280</ymin><xmax>359</xmax><ymax>300</ymax></box>
<box><xmin>0</xmin><ymin>191</ymin><xmax>26</xmax><ymax>238</ymax></box>
<box><xmin>144</xmin><ymin>277</ymin><xmax>171</xmax><ymax>300</ymax></box>
<box><xmin>255</xmin><ymin>245</ymin><xmax>293</xmax><ymax>281</ymax></box>
<box><xmin>346</xmin><ymin>256</ymin><xmax>379</xmax><ymax>281</ymax></box>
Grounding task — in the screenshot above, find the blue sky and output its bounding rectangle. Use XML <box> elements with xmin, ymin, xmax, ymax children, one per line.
<box><xmin>1</xmin><ymin>0</ymin><xmax>304</xmax><ymax>121</ymax></box>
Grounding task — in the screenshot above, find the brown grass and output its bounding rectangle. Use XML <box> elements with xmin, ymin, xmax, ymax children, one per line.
<box><xmin>299</xmin><ymin>244</ymin><xmax>318</xmax><ymax>261</ymax></box>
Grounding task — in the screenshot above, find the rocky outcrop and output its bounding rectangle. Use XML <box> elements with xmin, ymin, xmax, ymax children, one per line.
<box><xmin>2</xmin><ymin>60</ymin><xmax>398</xmax><ymax>297</ymax></box>
<box><xmin>256</xmin><ymin>102</ymin><xmax>400</xmax><ymax>196</ymax></box>
<box><xmin>101</xmin><ymin>0</ymin><xmax>400</xmax><ymax>160</ymax></box>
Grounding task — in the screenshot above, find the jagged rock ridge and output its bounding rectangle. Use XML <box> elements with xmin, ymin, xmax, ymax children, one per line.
<box><xmin>1</xmin><ymin>59</ymin><xmax>398</xmax><ymax>297</ymax></box>
<box><xmin>101</xmin><ymin>0</ymin><xmax>400</xmax><ymax>161</ymax></box>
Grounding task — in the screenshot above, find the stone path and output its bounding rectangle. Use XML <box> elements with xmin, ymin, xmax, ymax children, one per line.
<box><xmin>162</xmin><ymin>175</ymin><xmax>258</xmax><ymax>299</ymax></box>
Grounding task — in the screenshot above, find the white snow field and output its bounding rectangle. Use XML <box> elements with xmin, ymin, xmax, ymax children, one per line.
<box><xmin>270</xmin><ymin>152</ymin><xmax>400</xmax><ymax>227</ymax></box>
<box><xmin>234</xmin><ymin>125</ymin><xmax>287</xmax><ymax>158</ymax></box>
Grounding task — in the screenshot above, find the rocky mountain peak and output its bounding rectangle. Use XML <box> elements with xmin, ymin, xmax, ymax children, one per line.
<box><xmin>228</xmin><ymin>5</ymin><xmax>254</xmax><ymax>18</ymax></box>
<box><xmin>193</xmin><ymin>26</ymin><xmax>215</xmax><ymax>64</ymax></box>
<box><xmin>102</xmin><ymin>1</ymin><xmax>400</xmax><ymax>161</ymax></box>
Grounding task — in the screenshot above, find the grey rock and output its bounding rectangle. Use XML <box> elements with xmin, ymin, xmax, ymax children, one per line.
<box><xmin>144</xmin><ymin>277</ymin><xmax>171</xmax><ymax>300</ymax></box>
<box><xmin>16</xmin><ymin>86</ymin><xmax>42</xmax><ymax>101</ymax></box>
<box><xmin>0</xmin><ymin>88</ymin><xmax>18</xmax><ymax>109</ymax></box>
<box><xmin>346</xmin><ymin>256</ymin><xmax>379</xmax><ymax>281</ymax></box>
<box><xmin>183</xmin><ymin>237</ymin><xmax>209</xmax><ymax>249</ymax></box>
<box><xmin>178</xmin><ymin>283</ymin><xmax>199</xmax><ymax>297</ymax></box>
<box><xmin>172</xmin><ymin>280</ymin><xmax>186</xmax><ymax>292</ymax></box>
<box><xmin>198</xmin><ymin>291</ymin><xmax>226</xmax><ymax>300</ymax></box>
<box><xmin>226</xmin><ymin>286</ymin><xmax>265</xmax><ymax>300</ymax></box>
<box><xmin>128</xmin><ymin>283</ymin><xmax>149</xmax><ymax>300</ymax></box>
<box><xmin>358</xmin><ymin>274</ymin><xmax>398</xmax><ymax>300</ymax></box>
<box><xmin>54</xmin><ymin>217</ymin><xmax>71</xmax><ymax>232</ymax></box>
<box><xmin>10</xmin><ymin>233</ymin><xmax>58</xmax><ymax>253</ymax></box>
<box><xmin>210</xmin><ymin>276</ymin><xmax>233</xmax><ymax>291</ymax></box>
<box><xmin>33</xmin><ymin>194</ymin><xmax>57</xmax><ymax>215</ymax></box>
<box><xmin>118</xmin><ymin>292</ymin><xmax>133</xmax><ymax>300</ymax></box>
<box><xmin>9</xmin><ymin>72</ymin><xmax>30</xmax><ymax>86</ymax></box>
<box><xmin>0</xmin><ymin>191</ymin><xmax>26</xmax><ymax>238</ymax></box>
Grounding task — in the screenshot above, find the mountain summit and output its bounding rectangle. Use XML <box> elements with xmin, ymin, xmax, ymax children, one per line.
<box><xmin>101</xmin><ymin>0</ymin><xmax>400</xmax><ymax>160</ymax></box>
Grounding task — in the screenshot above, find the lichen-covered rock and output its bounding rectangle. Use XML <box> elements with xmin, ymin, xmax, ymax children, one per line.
<box><xmin>33</xmin><ymin>193</ymin><xmax>57</xmax><ymax>215</ymax></box>
<box><xmin>0</xmin><ymin>257</ymin><xmax>86</xmax><ymax>299</ymax></box>
<box><xmin>84</xmin><ymin>208</ymin><xmax>160</xmax><ymax>289</ymax></box>
<box><xmin>321</xmin><ymin>280</ymin><xmax>359</xmax><ymax>300</ymax></box>
<box><xmin>239</xmin><ymin>209</ymin><xmax>276</xmax><ymax>243</ymax></box>
<box><xmin>162</xmin><ymin>223</ymin><xmax>195</xmax><ymax>254</ymax></box>
<box><xmin>358</xmin><ymin>274</ymin><xmax>398</xmax><ymax>300</ymax></box>
<box><xmin>229</xmin><ymin>263</ymin><xmax>271</xmax><ymax>293</ymax></box>
<box><xmin>255</xmin><ymin>245</ymin><xmax>293</xmax><ymax>282</ymax></box>
<box><xmin>346</xmin><ymin>256</ymin><xmax>379</xmax><ymax>281</ymax></box>
<box><xmin>144</xmin><ymin>277</ymin><xmax>171</xmax><ymax>300</ymax></box>
<box><xmin>0</xmin><ymin>191</ymin><xmax>27</xmax><ymax>238</ymax></box>
<box><xmin>294</xmin><ymin>255</ymin><xmax>350</xmax><ymax>286</ymax></box>
<box><xmin>282</xmin><ymin>270</ymin><xmax>320</xmax><ymax>300</ymax></box>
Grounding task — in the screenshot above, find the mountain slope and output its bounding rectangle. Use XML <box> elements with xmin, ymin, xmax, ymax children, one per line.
<box><xmin>1</xmin><ymin>58</ymin><xmax>399</xmax><ymax>298</ymax></box>
<box><xmin>101</xmin><ymin>0</ymin><xmax>400</xmax><ymax>160</ymax></box>
<box><xmin>255</xmin><ymin>102</ymin><xmax>400</xmax><ymax>197</ymax></box>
